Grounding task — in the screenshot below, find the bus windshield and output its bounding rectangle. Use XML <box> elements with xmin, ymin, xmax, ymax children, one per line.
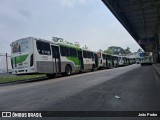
<box><xmin>12</xmin><ymin>39</ymin><xmax>29</xmax><ymax>53</ymax></box>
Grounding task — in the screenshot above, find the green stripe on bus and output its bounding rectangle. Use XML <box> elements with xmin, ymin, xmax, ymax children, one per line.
<box><xmin>66</xmin><ymin>57</ymin><xmax>80</xmax><ymax>65</ymax></box>
<box><xmin>15</xmin><ymin>54</ymin><xmax>28</xmax><ymax>64</ymax></box>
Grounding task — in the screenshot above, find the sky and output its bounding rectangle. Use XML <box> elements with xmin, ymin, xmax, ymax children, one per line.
<box><xmin>0</xmin><ymin>0</ymin><xmax>141</xmax><ymax>54</ymax></box>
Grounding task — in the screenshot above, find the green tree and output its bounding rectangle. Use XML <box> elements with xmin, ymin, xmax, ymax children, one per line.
<box><xmin>104</xmin><ymin>46</ymin><xmax>132</xmax><ymax>55</ymax></box>
<box><xmin>137</xmin><ymin>48</ymin><xmax>143</xmax><ymax>52</ymax></box>
<box><xmin>104</xmin><ymin>49</ymin><xmax>113</xmax><ymax>54</ymax></box>
<box><xmin>104</xmin><ymin>46</ymin><xmax>125</xmax><ymax>55</ymax></box>
<box><xmin>124</xmin><ymin>47</ymin><xmax>131</xmax><ymax>54</ymax></box>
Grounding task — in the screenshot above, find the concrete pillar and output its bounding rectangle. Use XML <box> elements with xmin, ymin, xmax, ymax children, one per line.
<box><xmin>157</xmin><ymin>34</ymin><xmax>160</xmax><ymax>63</ymax></box>
<box><xmin>152</xmin><ymin>34</ymin><xmax>160</xmax><ymax>63</ymax></box>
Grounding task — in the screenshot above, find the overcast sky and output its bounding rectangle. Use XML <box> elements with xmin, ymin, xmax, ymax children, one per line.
<box><xmin>0</xmin><ymin>0</ymin><xmax>141</xmax><ymax>54</ymax></box>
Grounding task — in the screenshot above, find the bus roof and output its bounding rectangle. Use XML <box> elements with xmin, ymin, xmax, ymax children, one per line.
<box><xmin>56</xmin><ymin>42</ymin><xmax>81</xmax><ymax>50</ymax></box>
<box><xmin>12</xmin><ymin>37</ymin><xmax>53</xmax><ymax>44</ymax></box>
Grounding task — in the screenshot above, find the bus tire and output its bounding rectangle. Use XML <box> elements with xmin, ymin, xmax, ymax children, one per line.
<box><xmin>65</xmin><ymin>65</ymin><xmax>72</xmax><ymax>75</ymax></box>
<box><xmin>46</xmin><ymin>74</ymin><xmax>56</xmax><ymax>79</ymax></box>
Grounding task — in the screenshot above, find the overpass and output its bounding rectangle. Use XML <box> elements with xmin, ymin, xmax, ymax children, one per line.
<box><xmin>102</xmin><ymin>0</ymin><xmax>160</xmax><ymax>63</ymax></box>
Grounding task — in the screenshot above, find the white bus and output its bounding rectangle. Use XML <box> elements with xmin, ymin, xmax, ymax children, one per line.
<box><xmin>118</xmin><ymin>56</ymin><xmax>125</xmax><ymax>66</ymax></box>
<box><xmin>105</xmin><ymin>54</ymin><xmax>114</xmax><ymax>68</ymax></box>
<box><xmin>10</xmin><ymin>37</ymin><xmax>98</xmax><ymax>78</ymax></box>
<box><xmin>97</xmin><ymin>52</ymin><xmax>118</xmax><ymax>69</ymax></box>
<box><xmin>140</xmin><ymin>52</ymin><xmax>153</xmax><ymax>65</ymax></box>
<box><xmin>97</xmin><ymin>51</ymin><xmax>107</xmax><ymax>69</ymax></box>
<box><xmin>112</xmin><ymin>55</ymin><xmax>118</xmax><ymax>68</ymax></box>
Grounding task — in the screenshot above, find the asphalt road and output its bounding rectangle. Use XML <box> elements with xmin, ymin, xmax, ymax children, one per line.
<box><xmin>0</xmin><ymin>64</ymin><xmax>160</xmax><ymax>120</ymax></box>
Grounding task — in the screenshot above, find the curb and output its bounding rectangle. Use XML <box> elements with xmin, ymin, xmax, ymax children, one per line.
<box><xmin>152</xmin><ymin>64</ymin><xmax>160</xmax><ymax>78</ymax></box>
<box><xmin>0</xmin><ymin>77</ymin><xmax>47</xmax><ymax>87</ymax></box>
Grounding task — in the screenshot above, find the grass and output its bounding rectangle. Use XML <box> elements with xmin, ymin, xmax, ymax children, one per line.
<box><xmin>0</xmin><ymin>74</ymin><xmax>46</xmax><ymax>84</ymax></box>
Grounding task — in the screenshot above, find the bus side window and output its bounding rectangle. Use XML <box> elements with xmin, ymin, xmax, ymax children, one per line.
<box><xmin>44</xmin><ymin>43</ymin><xmax>51</xmax><ymax>55</ymax></box>
<box><xmin>65</xmin><ymin>48</ymin><xmax>69</xmax><ymax>56</ymax></box>
<box><xmin>36</xmin><ymin>41</ymin><xmax>51</xmax><ymax>55</ymax></box>
<box><xmin>36</xmin><ymin>41</ymin><xmax>43</xmax><ymax>54</ymax></box>
<box><xmin>83</xmin><ymin>50</ymin><xmax>87</xmax><ymax>58</ymax></box>
<box><xmin>60</xmin><ymin>46</ymin><xmax>70</xmax><ymax>57</ymax></box>
<box><xmin>60</xmin><ymin>46</ymin><xmax>66</xmax><ymax>56</ymax></box>
<box><xmin>70</xmin><ymin>48</ymin><xmax>77</xmax><ymax>57</ymax></box>
<box><xmin>87</xmin><ymin>51</ymin><xmax>91</xmax><ymax>58</ymax></box>
<box><xmin>102</xmin><ymin>54</ymin><xmax>106</xmax><ymax>60</ymax></box>
<box><xmin>91</xmin><ymin>52</ymin><xmax>94</xmax><ymax>58</ymax></box>
<box><xmin>91</xmin><ymin>52</ymin><xmax>94</xmax><ymax>60</ymax></box>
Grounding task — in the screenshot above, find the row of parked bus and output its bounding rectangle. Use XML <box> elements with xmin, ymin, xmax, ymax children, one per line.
<box><xmin>10</xmin><ymin>37</ymin><xmax>136</xmax><ymax>78</ymax></box>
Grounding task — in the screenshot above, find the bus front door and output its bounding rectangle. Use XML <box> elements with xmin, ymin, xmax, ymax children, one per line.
<box><xmin>94</xmin><ymin>53</ymin><xmax>98</xmax><ymax>68</ymax></box>
<box><xmin>51</xmin><ymin>45</ymin><xmax>61</xmax><ymax>73</ymax></box>
<box><xmin>78</xmin><ymin>50</ymin><xmax>84</xmax><ymax>70</ymax></box>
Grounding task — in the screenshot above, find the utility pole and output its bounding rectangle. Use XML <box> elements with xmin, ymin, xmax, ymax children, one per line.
<box><xmin>6</xmin><ymin>53</ymin><xmax>8</xmax><ymax>73</ymax></box>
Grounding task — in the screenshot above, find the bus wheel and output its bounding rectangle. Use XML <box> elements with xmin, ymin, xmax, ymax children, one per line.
<box><xmin>65</xmin><ymin>65</ymin><xmax>72</xmax><ymax>75</ymax></box>
<box><xmin>46</xmin><ymin>74</ymin><xmax>56</xmax><ymax>79</ymax></box>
